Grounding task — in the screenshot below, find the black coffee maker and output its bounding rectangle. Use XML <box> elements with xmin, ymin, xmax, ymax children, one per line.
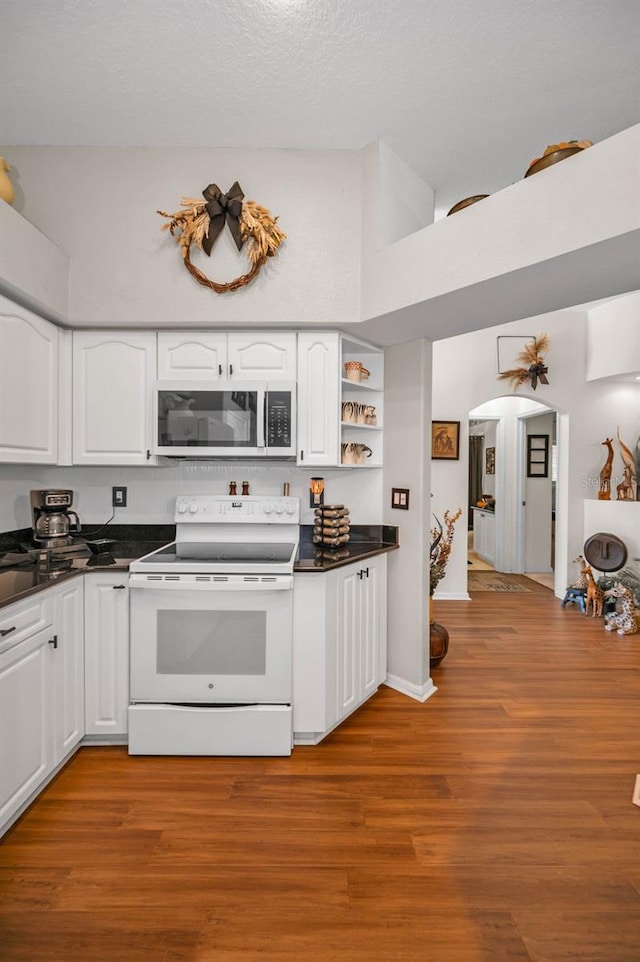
<box><xmin>30</xmin><ymin>489</ymin><xmax>82</xmax><ymax>548</ymax></box>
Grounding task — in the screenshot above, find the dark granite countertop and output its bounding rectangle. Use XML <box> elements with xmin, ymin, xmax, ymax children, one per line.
<box><xmin>0</xmin><ymin>523</ymin><xmax>399</xmax><ymax>609</ymax></box>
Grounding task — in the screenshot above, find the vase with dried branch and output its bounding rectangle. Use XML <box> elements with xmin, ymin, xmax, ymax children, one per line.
<box><xmin>497</xmin><ymin>333</ymin><xmax>550</xmax><ymax>391</ymax></box>
<box><xmin>429</xmin><ymin>508</ymin><xmax>462</xmax><ymax>668</ymax></box>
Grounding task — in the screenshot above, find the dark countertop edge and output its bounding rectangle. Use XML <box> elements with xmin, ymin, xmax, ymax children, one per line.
<box><xmin>293</xmin><ymin>542</ymin><xmax>399</xmax><ymax>573</ymax></box>
<box><xmin>0</xmin><ymin>559</ymin><xmax>134</xmax><ymax>611</ymax></box>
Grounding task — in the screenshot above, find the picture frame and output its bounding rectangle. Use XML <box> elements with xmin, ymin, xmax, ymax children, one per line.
<box><xmin>432</xmin><ymin>420</ymin><xmax>460</xmax><ymax>460</ymax></box>
<box><xmin>485</xmin><ymin>446</ymin><xmax>495</xmax><ymax>475</ymax></box>
<box><xmin>527</xmin><ymin>434</ymin><xmax>549</xmax><ymax>478</ymax></box>
<box><xmin>497</xmin><ymin>335</ymin><xmax>536</xmax><ymax>374</ymax></box>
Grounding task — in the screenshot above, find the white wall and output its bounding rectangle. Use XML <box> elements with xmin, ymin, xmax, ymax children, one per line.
<box><xmin>432</xmin><ymin>306</ymin><xmax>640</xmax><ymax>598</ymax></box>
<box><xmin>378</xmin><ymin>141</ymin><xmax>434</xmax><ymax>245</ymax></box>
<box><xmin>0</xmin><ymin>462</ymin><xmax>383</xmax><ymax>532</ymax></box>
<box><xmin>587</xmin><ymin>291</ymin><xmax>640</xmax><ymax>381</ymax></box>
<box><xmin>382</xmin><ymin>339</ymin><xmax>435</xmax><ymax>702</ymax></box>
<box><xmin>2</xmin><ymin>146</ymin><xmax>362</xmax><ymax>328</ymax></box>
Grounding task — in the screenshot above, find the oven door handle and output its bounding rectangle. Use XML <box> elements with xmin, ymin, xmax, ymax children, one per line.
<box><xmin>129</xmin><ymin>575</ymin><xmax>293</xmax><ymax>591</ymax></box>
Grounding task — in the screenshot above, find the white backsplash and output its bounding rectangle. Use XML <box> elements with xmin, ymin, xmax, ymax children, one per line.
<box><xmin>0</xmin><ymin>462</ymin><xmax>383</xmax><ymax>532</ymax></box>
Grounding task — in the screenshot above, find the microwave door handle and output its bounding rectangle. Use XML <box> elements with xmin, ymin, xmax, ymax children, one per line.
<box><xmin>257</xmin><ymin>390</ymin><xmax>266</xmax><ymax>449</ymax></box>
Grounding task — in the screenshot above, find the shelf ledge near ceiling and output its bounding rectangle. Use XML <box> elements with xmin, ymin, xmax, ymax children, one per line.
<box><xmin>0</xmin><ymin>201</ymin><xmax>69</xmax><ymax>323</ymax></box>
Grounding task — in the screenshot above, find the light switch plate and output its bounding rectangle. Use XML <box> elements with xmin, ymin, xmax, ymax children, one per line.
<box><xmin>391</xmin><ymin>488</ymin><xmax>410</xmax><ymax>510</ymax></box>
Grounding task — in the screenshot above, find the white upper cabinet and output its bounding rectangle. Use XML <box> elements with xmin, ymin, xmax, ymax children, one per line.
<box><xmin>157</xmin><ymin>333</ymin><xmax>228</xmax><ymax>380</ymax></box>
<box><xmin>227</xmin><ymin>333</ymin><xmax>297</xmax><ymax>380</ymax></box>
<box><xmin>297</xmin><ymin>332</ymin><xmax>340</xmax><ymax>466</ymax></box>
<box><xmin>0</xmin><ymin>294</ymin><xmax>59</xmax><ymax>464</ymax></box>
<box><xmin>72</xmin><ymin>331</ymin><xmax>157</xmax><ymax>465</ymax></box>
<box><xmin>157</xmin><ymin>332</ymin><xmax>297</xmax><ymax>381</ymax></box>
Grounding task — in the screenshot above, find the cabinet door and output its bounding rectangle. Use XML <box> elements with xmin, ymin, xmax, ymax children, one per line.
<box><xmin>157</xmin><ymin>332</ymin><xmax>228</xmax><ymax>380</ymax></box>
<box><xmin>84</xmin><ymin>574</ymin><xmax>129</xmax><ymax>736</ymax></box>
<box><xmin>297</xmin><ymin>333</ymin><xmax>340</xmax><ymax>466</ymax></box>
<box><xmin>0</xmin><ymin>295</ymin><xmax>58</xmax><ymax>464</ymax></box>
<box><xmin>228</xmin><ymin>332</ymin><xmax>297</xmax><ymax>380</ymax></box>
<box><xmin>73</xmin><ymin>332</ymin><xmax>156</xmax><ymax>464</ymax></box>
<box><xmin>335</xmin><ymin>565</ymin><xmax>361</xmax><ymax>721</ymax></box>
<box><xmin>52</xmin><ymin>580</ymin><xmax>84</xmax><ymax>758</ymax></box>
<box><xmin>360</xmin><ymin>559</ymin><xmax>382</xmax><ymax>698</ymax></box>
<box><xmin>0</xmin><ymin>626</ymin><xmax>54</xmax><ymax>831</ymax></box>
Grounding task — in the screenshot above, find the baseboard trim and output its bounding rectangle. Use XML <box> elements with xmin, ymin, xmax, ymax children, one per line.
<box><xmin>384</xmin><ymin>674</ymin><xmax>438</xmax><ymax>703</ymax></box>
<box><xmin>434</xmin><ymin>590</ymin><xmax>471</xmax><ymax>601</ymax></box>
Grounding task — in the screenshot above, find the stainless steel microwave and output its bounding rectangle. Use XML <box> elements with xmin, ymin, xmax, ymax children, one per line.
<box><xmin>152</xmin><ymin>381</ymin><xmax>296</xmax><ymax>458</ymax></box>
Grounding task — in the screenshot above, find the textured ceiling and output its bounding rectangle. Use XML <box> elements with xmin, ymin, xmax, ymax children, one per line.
<box><xmin>0</xmin><ymin>0</ymin><xmax>639</xmax><ymax>216</ymax></box>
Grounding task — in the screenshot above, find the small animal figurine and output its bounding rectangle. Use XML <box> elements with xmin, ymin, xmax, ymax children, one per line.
<box><xmin>570</xmin><ymin>555</ymin><xmax>588</xmax><ymax>589</ymax></box>
<box><xmin>617</xmin><ymin>427</ymin><xmax>637</xmax><ymax>499</ymax></box>
<box><xmin>598</xmin><ymin>438</ymin><xmax>614</xmax><ymax>500</ymax></box>
<box><xmin>0</xmin><ymin>157</ymin><xmax>15</xmax><ymax>206</ymax></box>
<box><xmin>604</xmin><ymin>582</ymin><xmax>638</xmax><ymax>635</ymax></box>
<box><xmin>616</xmin><ymin>464</ymin><xmax>635</xmax><ymax>501</ymax></box>
<box><xmin>582</xmin><ymin>564</ymin><xmax>604</xmax><ymax>618</ymax></box>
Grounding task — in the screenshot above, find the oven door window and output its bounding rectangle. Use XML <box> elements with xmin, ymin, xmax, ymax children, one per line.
<box><xmin>157</xmin><ymin>610</ymin><xmax>266</xmax><ymax>675</ymax></box>
<box><xmin>157</xmin><ymin>388</ymin><xmax>259</xmax><ymax>448</ymax></box>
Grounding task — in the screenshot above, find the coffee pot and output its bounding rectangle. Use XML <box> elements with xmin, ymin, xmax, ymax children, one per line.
<box><xmin>30</xmin><ymin>489</ymin><xmax>82</xmax><ymax>547</ymax></box>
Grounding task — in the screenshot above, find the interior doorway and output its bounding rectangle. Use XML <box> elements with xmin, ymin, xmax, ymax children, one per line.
<box><xmin>468</xmin><ymin>396</ymin><xmax>563</xmax><ymax>593</ymax></box>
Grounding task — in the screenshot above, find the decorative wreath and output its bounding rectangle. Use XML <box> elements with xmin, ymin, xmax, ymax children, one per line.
<box><xmin>497</xmin><ymin>333</ymin><xmax>550</xmax><ymax>391</ymax></box>
<box><xmin>157</xmin><ymin>181</ymin><xmax>286</xmax><ymax>293</ymax></box>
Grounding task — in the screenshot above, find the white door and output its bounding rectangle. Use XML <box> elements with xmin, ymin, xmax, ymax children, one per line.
<box><xmin>73</xmin><ymin>331</ymin><xmax>156</xmax><ymax>464</ymax></box>
<box><xmin>52</xmin><ymin>580</ymin><xmax>85</xmax><ymax>757</ymax></box>
<box><xmin>0</xmin><ymin>294</ymin><xmax>58</xmax><ymax>464</ymax></box>
<box><xmin>228</xmin><ymin>333</ymin><xmax>297</xmax><ymax>380</ymax></box>
<box><xmin>157</xmin><ymin>332</ymin><xmax>228</xmax><ymax>380</ymax></box>
<box><xmin>84</xmin><ymin>574</ymin><xmax>129</xmax><ymax>736</ymax></box>
<box><xmin>297</xmin><ymin>332</ymin><xmax>340</xmax><ymax>465</ymax></box>
<box><xmin>0</xmin><ymin>626</ymin><xmax>54</xmax><ymax>829</ymax></box>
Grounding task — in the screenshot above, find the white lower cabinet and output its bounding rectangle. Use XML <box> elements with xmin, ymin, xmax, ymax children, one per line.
<box><xmin>84</xmin><ymin>573</ymin><xmax>129</xmax><ymax>737</ymax></box>
<box><xmin>472</xmin><ymin>508</ymin><xmax>496</xmax><ymax>564</ymax></box>
<box><xmin>0</xmin><ymin>581</ymin><xmax>83</xmax><ymax>836</ymax></box>
<box><xmin>293</xmin><ymin>555</ymin><xmax>387</xmax><ymax>743</ymax></box>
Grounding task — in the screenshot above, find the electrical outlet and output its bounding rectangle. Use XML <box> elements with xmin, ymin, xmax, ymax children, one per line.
<box><xmin>112</xmin><ymin>486</ymin><xmax>127</xmax><ymax>508</ymax></box>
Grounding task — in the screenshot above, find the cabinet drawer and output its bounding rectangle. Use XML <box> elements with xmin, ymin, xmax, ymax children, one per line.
<box><xmin>0</xmin><ymin>594</ymin><xmax>54</xmax><ymax>655</ymax></box>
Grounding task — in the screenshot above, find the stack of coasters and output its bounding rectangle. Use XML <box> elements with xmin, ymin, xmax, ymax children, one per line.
<box><xmin>312</xmin><ymin>504</ymin><xmax>351</xmax><ymax>547</ymax></box>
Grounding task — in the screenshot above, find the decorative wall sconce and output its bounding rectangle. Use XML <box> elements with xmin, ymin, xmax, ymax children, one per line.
<box><xmin>310</xmin><ymin>477</ymin><xmax>325</xmax><ymax>507</ymax></box>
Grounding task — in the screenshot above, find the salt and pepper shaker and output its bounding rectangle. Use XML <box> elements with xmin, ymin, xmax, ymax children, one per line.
<box><xmin>229</xmin><ymin>481</ymin><xmax>237</xmax><ymax>495</ymax></box>
<box><xmin>241</xmin><ymin>481</ymin><xmax>250</xmax><ymax>496</ymax></box>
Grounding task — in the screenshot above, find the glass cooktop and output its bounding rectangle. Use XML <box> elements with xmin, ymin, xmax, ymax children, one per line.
<box><xmin>142</xmin><ymin>542</ymin><xmax>296</xmax><ymax>565</ymax></box>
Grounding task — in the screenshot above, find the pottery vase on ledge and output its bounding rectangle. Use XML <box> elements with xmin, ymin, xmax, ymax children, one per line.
<box><xmin>0</xmin><ymin>158</ymin><xmax>15</xmax><ymax>206</ymax></box>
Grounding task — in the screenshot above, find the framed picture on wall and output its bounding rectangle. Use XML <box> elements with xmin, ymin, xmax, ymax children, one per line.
<box><xmin>432</xmin><ymin>421</ymin><xmax>460</xmax><ymax>460</ymax></box>
<box><xmin>485</xmin><ymin>446</ymin><xmax>495</xmax><ymax>475</ymax></box>
<box><xmin>527</xmin><ymin>434</ymin><xmax>549</xmax><ymax>477</ymax></box>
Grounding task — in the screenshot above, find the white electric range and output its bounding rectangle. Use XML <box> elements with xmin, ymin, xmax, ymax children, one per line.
<box><xmin>128</xmin><ymin>495</ymin><xmax>300</xmax><ymax>756</ymax></box>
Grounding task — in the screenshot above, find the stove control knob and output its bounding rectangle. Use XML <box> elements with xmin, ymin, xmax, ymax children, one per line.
<box><xmin>189</xmin><ymin>502</ymin><xmax>198</xmax><ymax>514</ymax></box>
<box><xmin>275</xmin><ymin>503</ymin><xmax>284</xmax><ymax>515</ymax></box>
<box><xmin>177</xmin><ymin>500</ymin><xmax>188</xmax><ymax>514</ymax></box>
<box><xmin>285</xmin><ymin>503</ymin><xmax>296</xmax><ymax>515</ymax></box>
<box><xmin>263</xmin><ymin>503</ymin><xmax>273</xmax><ymax>515</ymax></box>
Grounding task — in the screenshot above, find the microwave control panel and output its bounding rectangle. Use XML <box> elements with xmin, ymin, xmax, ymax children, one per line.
<box><xmin>266</xmin><ymin>392</ymin><xmax>291</xmax><ymax>448</ymax></box>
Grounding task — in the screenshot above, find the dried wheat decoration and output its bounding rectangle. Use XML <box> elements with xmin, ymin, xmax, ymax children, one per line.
<box><xmin>158</xmin><ymin>181</ymin><xmax>286</xmax><ymax>293</ymax></box>
<box><xmin>497</xmin><ymin>333</ymin><xmax>550</xmax><ymax>390</ymax></box>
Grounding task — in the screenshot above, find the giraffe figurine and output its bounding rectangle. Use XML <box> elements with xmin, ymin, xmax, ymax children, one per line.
<box><xmin>582</xmin><ymin>564</ymin><xmax>604</xmax><ymax>617</ymax></box>
<box><xmin>616</xmin><ymin>464</ymin><xmax>635</xmax><ymax>501</ymax></box>
<box><xmin>604</xmin><ymin>582</ymin><xmax>638</xmax><ymax>635</ymax></box>
<box><xmin>598</xmin><ymin>438</ymin><xmax>614</xmax><ymax>500</ymax></box>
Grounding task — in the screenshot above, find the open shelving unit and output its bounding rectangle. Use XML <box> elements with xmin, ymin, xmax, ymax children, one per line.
<box><xmin>339</xmin><ymin>335</ymin><xmax>384</xmax><ymax>468</ymax></box>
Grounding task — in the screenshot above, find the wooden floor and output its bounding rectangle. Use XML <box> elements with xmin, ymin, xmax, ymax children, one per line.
<box><xmin>2</xmin><ymin>580</ymin><xmax>640</xmax><ymax>961</ymax></box>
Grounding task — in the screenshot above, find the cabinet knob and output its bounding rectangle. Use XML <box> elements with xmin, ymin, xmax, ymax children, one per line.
<box><xmin>358</xmin><ymin>569</ymin><xmax>364</xmax><ymax>579</ymax></box>
<box><xmin>218</xmin><ymin>364</ymin><xmax>223</xmax><ymax>376</ymax></box>
<box><xmin>364</xmin><ymin>567</ymin><xmax>369</xmax><ymax>578</ymax></box>
<box><xmin>112</xmin><ymin>585</ymin><xmax>127</xmax><ymax>590</ymax></box>
<box><xmin>48</xmin><ymin>635</ymin><xmax>58</xmax><ymax>649</ymax></box>
<box><xmin>229</xmin><ymin>364</ymin><xmax>234</xmax><ymax>376</ymax></box>
<box><xmin>0</xmin><ymin>625</ymin><xmax>16</xmax><ymax>637</ymax></box>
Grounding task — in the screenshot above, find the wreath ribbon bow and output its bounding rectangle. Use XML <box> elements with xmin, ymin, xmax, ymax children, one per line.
<box><xmin>528</xmin><ymin>362</ymin><xmax>549</xmax><ymax>390</ymax></box>
<box><xmin>202</xmin><ymin>181</ymin><xmax>245</xmax><ymax>255</ymax></box>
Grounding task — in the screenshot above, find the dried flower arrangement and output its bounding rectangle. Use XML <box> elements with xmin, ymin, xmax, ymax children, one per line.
<box><xmin>158</xmin><ymin>181</ymin><xmax>286</xmax><ymax>294</ymax></box>
<box><xmin>430</xmin><ymin>508</ymin><xmax>462</xmax><ymax>596</ymax></box>
<box><xmin>497</xmin><ymin>333</ymin><xmax>550</xmax><ymax>391</ymax></box>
